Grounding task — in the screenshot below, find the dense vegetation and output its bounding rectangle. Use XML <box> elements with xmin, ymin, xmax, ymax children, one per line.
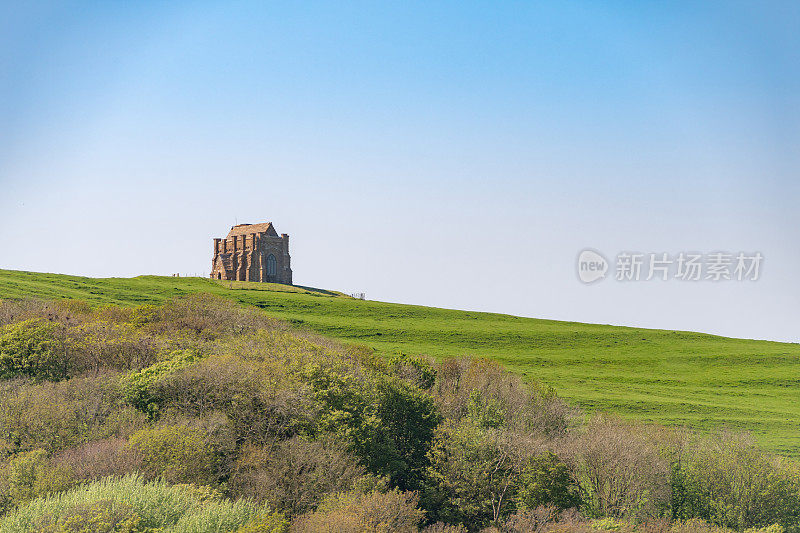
<box><xmin>0</xmin><ymin>295</ymin><xmax>798</xmax><ymax>532</ymax></box>
<box><xmin>1</xmin><ymin>269</ymin><xmax>799</xmax><ymax>457</ymax></box>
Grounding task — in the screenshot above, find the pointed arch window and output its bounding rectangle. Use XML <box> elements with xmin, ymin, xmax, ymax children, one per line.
<box><xmin>266</xmin><ymin>254</ymin><xmax>277</xmax><ymax>276</ymax></box>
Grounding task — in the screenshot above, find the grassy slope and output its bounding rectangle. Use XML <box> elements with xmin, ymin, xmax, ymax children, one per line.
<box><xmin>1</xmin><ymin>269</ymin><xmax>798</xmax><ymax>456</ymax></box>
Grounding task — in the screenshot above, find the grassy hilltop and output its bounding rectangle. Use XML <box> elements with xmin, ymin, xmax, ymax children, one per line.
<box><xmin>1</xmin><ymin>268</ymin><xmax>798</xmax><ymax>456</ymax></box>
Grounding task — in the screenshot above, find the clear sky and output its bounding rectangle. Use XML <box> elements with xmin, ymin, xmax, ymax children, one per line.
<box><xmin>1</xmin><ymin>2</ymin><xmax>798</xmax><ymax>342</ymax></box>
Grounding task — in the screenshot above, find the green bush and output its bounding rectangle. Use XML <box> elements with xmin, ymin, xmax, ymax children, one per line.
<box><xmin>135</xmin><ymin>293</ymin><xmax>283</xmax><ymax>339</ymax></box>
<box><xmin>121</xmin><ymin>349</ymin><xmax>204</xmax><ymax>418</ymax></box>
<box><xmin>303</xmin><ymin>364</ymin><xmax>440</xmax><ymax>490</ymax></box>
<box><xmin>426</xmin><ymin>419</ymin><xmax>523</xmax><ymax>528</ymax></box>
<box><xmin>0</xmin><ymin>475</ymin><xmax>273</xmax><ymax>533</ymax></box>
<box><xmin>126</xmin><ymin>425</ymin><xmax>217</xmax><ymax>485</ymax></box>
<box><xmin>3</xmin><ymin>449</ymin><xmax>73</xmax><ymax>507</ymax></box>
<box><xmin>420</xmin><ymin>523</ymin><xmax>468</xmax><ymax>533</ymax></box>
<box><xmin>516</xmin><ymin>452</ymin><xmax>581</xmax><ymax>511</ymax></box>
<box><xmin>433</xmin><ymin>358</ymin><xmax>573</xmax><ymax>436</ymax></box>
<box><xmin>33</xmin><ymin>499</ymin><xmax>142</xmax><ymax>532</ymax></box>
<box><xmin>2</xmin><ymin>296</ymin><xmax>800</xmax><ymax>533</ymax></box>
<box><xmin>0</xmin><ymin>319</ymin><xmax>67</xmax><ymax>381</ymax></box>
<box><xmin>745</xmin><ymin>526</ymin><xmax>785</xmax><ymax>533</ymax></box>
<box><xmin>150</xmin><ymin>354</ymin><xmax>306</xmax><ymax>445</ymax></box>
<box><xmin>591</xmin><ymin>517</ymin><xmax>630</xmax><ymax>531</ymax></box>
<box><xmin>465</xmin><ymin>390</ymin><xmax>506</xmax><ymax>430</ymax></box>
<box><xmin>674</xmin><ymin>433</ymin><xmax>800</xmax><ymax>531</ymax></box>
<box><xmin>170</xmin><ymin>500</ymin><xmax>283</xmax><ymax>533</ymax></box>
<box><xmin>0</xmin><ymin>373</ymin><xmax>131</xmax><ymax>456</ymax></box>
<box><xmin>367</xmin><ymin>376</ymin><xmax>441</xmax><ymax>489</ymax></box>
<box><xmin>235</xmin><ymin>511</ymin><xmax>289</xmax><ymax>533</ymax></box>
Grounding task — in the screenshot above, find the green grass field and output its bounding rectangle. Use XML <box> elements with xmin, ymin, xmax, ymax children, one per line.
<box><xmin>1</xmin><ymin>269</ymin><xmax>798</xmax><ymax>456</ymax></box>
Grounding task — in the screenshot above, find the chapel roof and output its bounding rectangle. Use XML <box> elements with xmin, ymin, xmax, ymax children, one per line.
<box><xmin>226</xmin><ymin>222</ymin><xmax>279</xmax><ymax>238</ymax></box>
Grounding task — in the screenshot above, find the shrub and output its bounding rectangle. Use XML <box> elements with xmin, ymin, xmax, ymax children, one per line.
<box><xmin>33</xmin><ymin>499</ymin><xmax>142</xmax><ymax>532</ymax></box>
<box><xmin>0</xmin><ymin>373</ymin><xmax>129</xmax><ymax>456</ymax></box>
<box><xmin>668</xmin><ymin>518</ymin><xmax>736</xmax><ymax>533</ymax></box>
<box><xmin>673</xmin><ymin>432</ymin><xmax>800</xmax><ymax>530</ymax></box>
<box><xmin>53</xmin><ymin>438</ymin><xmax>142</xmax><ymax>482</ymax></box>
<box><xmin>591</xmin><ymin>517</ymin><xmax>631</xmax><ymax>531</ymax></box>
<box><xmin>421</xmin><ymin>523</ymin><xmax>469</xmax><ymax>533</ymax></box>
<box><xmin>0</xmin><ymin>299</ymin><xmax>89</xmax><ymax>330</ymax></box>
<box><xmin>170</xmin><ymin>500</ymin><xmax>282</xmax><ymax>533</ymax></box>
<box><xmin>303</xmin><ymin>364</ymin><xmax>440</xmax><ymax>490</ymax></box>
<box><xmin>466</xmin><ymin>390</ymin><xmax>507</xmax><ymax>430</ymax></box>
<box><xmin>126</xmin><ymin>425</ymin><xmax>217</xmax><ymax>485</ymax></box>
<box><xmin>66</xmin><ymin>320</ymin><xmax>156</xmax><ymax>373</ymax></box>
<box><xmin>426</xmin><ymin>419</ymin><xmax>531</xmax><ymax>528</ymax></box>
<box><xmin>503</xmin><ymin>504</ymin><xmax>561</xmax><ymax>533</ymax></box>
<box><xmin>121</xmin><ymin>349</ymin><xmax>204</xmax><ymax>418</ymax></box>
<box><xmin>745</xmin><ymin>526</ymin><xmax>784</xmax><ymax>533</ymax></box>
<box><xmin>434</xmin><ymin>358</ymin><xmax>574</xmax><ymax>436</ymax></box>
<box><xmin>366</xmin><ymin>376</ymin><xmax>441</xmax><ymax>489</ymax></box>
<box><xmin>234</xmin><ymin>512</ymin><xmax>289</xmax><ymax>533</ymax></box>
<box><xmin>136</xmin><ymin>293</ymin><xmax>284</xmax><ymax>339</ymax></box>
<box><xmin>1</xmin><ymin>449</ymin><xmax>73</xmax><ymax>509</ymax></box>
<box><xmin>3</xmin><ymin>296</ymin><xmax>800</xmax><ymax>533</ymax></box>
<box><xmin>229</xmin><ymin>437</ymin><xmax>366</xmax><ymax>516</ymax></box>
<box><xmin>150</xmin><ymin>354</ymin><xmax>305</xmax><ymax>445</ymax></box>
<box><xmin>516</xmin><ymin>452</ymin><xmax>581</xmax><ymax>511</ymax></box>
<box><xmin>392</xmin><ymin>354</ymin><xmax>437</xmax><ymax>390</ymax></box>
<box><xmin>289</xmin><ymin>489</ymin><xmax>424</xmax><ymax>533</ymax></box>
<box><xmin>0</xmin><ymin>475</ymin><xmax>273</xmax><ymax>533</ymax></box>
<box><xmin>0</xmin><ymin>319</ymin><xmax>67</xmax><ymax>381</ymax></box>
<box><xmin>566</xmin><ymin>415</ymin><xmax>670</xmax><ymax>519</ymax></box>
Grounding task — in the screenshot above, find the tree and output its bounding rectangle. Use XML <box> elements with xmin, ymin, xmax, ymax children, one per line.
<box><xmin>426</xmin><ymin>419</ymin><xmax>523</xmax><ymax>529</ymax></box>
<box><xmin>566</xmin><ymin>415</ymin><xmax>670</xmax><ymax>519</ymax></box>
<box><xmin>302</xmin><ymin>365</ymin><xmax>440</xmax><ymax>491</ymax></box>
<box><xmin>516</xmin><ymin>452</ymin><xmax>581</xmax><ymax>511</ymax></box>
<box><xmin>229</xmin><ymin>437</ymin><xmax>366</xmax><ymax>516</ymax></box>
<box><xmin>368</xmin><ymin>376</ymin><xmax>441</xmax><ymax>489</ymax></box>
<box><xmin>675</xmin><ymin>432</ymin><xmax>800</xmax><ymax>530</ymax></box>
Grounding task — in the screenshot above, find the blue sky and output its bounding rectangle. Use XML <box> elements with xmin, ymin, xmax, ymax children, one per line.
<box><xmin>1</xmin><ymin>2</ymin><xmax>799</xmax><ymax>341</ymax></box>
